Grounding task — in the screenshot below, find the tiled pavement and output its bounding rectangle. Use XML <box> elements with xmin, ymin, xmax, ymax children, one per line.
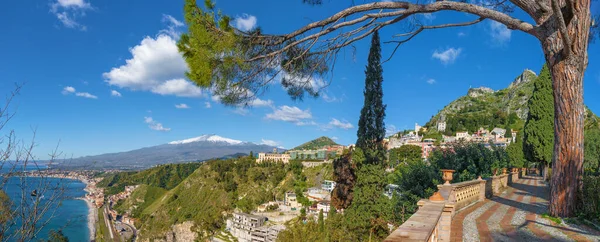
<box><xmin>450</xmin><ymin>176</ymin><xmax>600</xmax><ymax>242</ymax></box>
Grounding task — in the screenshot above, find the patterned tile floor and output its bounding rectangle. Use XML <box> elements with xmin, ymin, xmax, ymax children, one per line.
<box><xmin>450</xmin><ymin>176</ymin><xmax>600</xmax><ymax>242</ymax></box>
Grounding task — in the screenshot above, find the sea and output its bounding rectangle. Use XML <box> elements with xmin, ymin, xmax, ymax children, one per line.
<box><xmin>1</xmin><ymin>165</ymin><xmax>90</xmax><ymax>241</ymax></box>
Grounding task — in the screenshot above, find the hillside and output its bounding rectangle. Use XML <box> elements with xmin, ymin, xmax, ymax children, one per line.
<box><xmin>103</xmin><ymin>157</ymin><xmax>333</xmax><ymax>241</ymax></box>
<box><xmin>423</xmin><ymin>69</ymin><xmax>599</xmax><ymax>135</ymax></box>
<box><xmin>58</xmin><ymin>135</ymin><xmax>278</xmax><ymax>170</ymax></box>
<box><xmin>97</xmin><ymin>162</ymin><xmax>202</xmax><ymax>195</ymax></box>
<box><xmin>292</xmin><ymin>136</ymin><xmax>339</xmax><ymax>150</ymax></box>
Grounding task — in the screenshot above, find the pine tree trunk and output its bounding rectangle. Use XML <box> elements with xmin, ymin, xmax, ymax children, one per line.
<box><xmin>542</xmin><ymin>0</ymin><xmax>591</xmax><ymax>217</ymax></box>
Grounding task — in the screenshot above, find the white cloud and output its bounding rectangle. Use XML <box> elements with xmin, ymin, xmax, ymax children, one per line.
<box><xmin>296</xmin><ymin>121</ymin><xmax>318</xmax><ymax>126</ymax></box>
<box><xmin>103</xmin><ymin>34</ymin><xmax>203</xmax><ymax>98</ymax></box>
<box><xmin>160</xmin><ymin>14</ymin><xmax>184</xmax><ymax>39</ymax></box>
<box><xmin>260</xmin><ymin>139</ymin><xmax>280</xmax><ymax>147</ymax></box>
<box><xmin>328</xmin><ymin>118</ymin><xmax>354</xmax><ymax>130</ymax></box>
<box><xmin>458</xmin><ymin>32</ymin><xmax>466</xmax><ymax>37</ymax></box>
<box><xmin>233</xmin><ymin>108</ymin><xmax>250</xmax><ymax>116</ymax></box>
<box><xmin>321</xmin><ymin>92</ymin><xmax>339</xmax><ymax>103</ymax></box>
<box><xmin>175</xmin><ymin>103</ymin><xmax>190</xmax><ymax>109</ymax></box>
<box><xmin>62</xmin><ymin>86</ymin><xmax>76</xmax><ymax>95</ymax></box>
<box><xmin>162</xmin><ymin>14</ymin><xmax>184</xmax><ymax>27</ymax></box>
<box><xmin>246</xmin><ymin>98</ymin><xmax>274</xmax><ymax>108</ymax></box>
<box><xmin>111</xmin><ymin>90</ymin><xmax>122</xmax><ymax>97</ymax></box>
<box><xmin>50</xmin><ymin>0</ymin><xmax>91</xmax><ymax>30</ymax></box>
<box><xmin>489</xmin><ymin>20</ymin><xmax>511</xmax><ymax>44</ymax></box>
<box><xmin>432</xmin><ymin>47</ymin><xmax>462</xmax><ymax>65</ymax></box>
<box><xmin>56</xmin><ymin>0</ymin><xmax>89</xmax><ymax>8</ymax></box>
<box><xmin>151</xmin><ymin>79</ymin><xmax>203</xmax><ymax>97</ymax></box>
<box><xmin>427</xmin><ymin>78</ymin><xmax>436</xmax><ymax>84</ymax></box>
<box><xmin>62</xmin><ymin>86</ymin><xmax>97</xmax><ymax>99</ymax></box>
<box><xmin>265</xmin><ymin>106</ymin><xmax>313</xmax><ymax>125</ymax></box>
<box><xmin>75</xmin><ymin>92</ymin><xmax>97</xmax><ymax>99</ymax></box>
<box><xmin>423</xmin><ymin>13</ymin><xmax>436</xmax><ymax>21</ymax></box>
<box><xmin>331</xmin><ymin>136</ymin><xmax>339</xmax><ymax>140</ymax></box>
<box><xmin>205</xmin><ymin>102</ymin><xmax>212</xmax><ymax>108</ymax></box>
<box><xmin>235</xmin><ymin>14</ymin><xmax>257</xmax><ymax>31</ymax></box>
<box><xmin>144</xmin><ymin>117</ymin><xmax>171</xmax><ymax>131</ymax></box>
<box><xmin>386</xmin><ymin>124</ymin><xmax>399</xmax><ymax>137</ymax></box>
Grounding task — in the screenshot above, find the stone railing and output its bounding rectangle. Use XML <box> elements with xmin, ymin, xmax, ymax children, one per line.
<box><xmin>509</xmin><ymin>168</ymin><xmax>520</xmax><ymax>184</ymax></box>
<box><xmin>385</xmin><ymin>168</ymin><xmax>524</xmax><ymax>241</ymax></box>
<box><xmin>447</xmin><ymin>179</ymin><xmax>486</xmax><ymax>211</ymax></box>
<box><xmin>486</xmin><ymin>174</ymin><xmax>509</xmax><ymax>196</ymax></box>
<box><xmin>384</xmin><ymin>199</ymin><xmax>447</xmax><ymax>241</ymax></box>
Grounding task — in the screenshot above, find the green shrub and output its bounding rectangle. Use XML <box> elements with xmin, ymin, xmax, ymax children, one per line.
<box><xmin>579</xmin><ymin>176</ymin><xmax>600</xmax><ymax>220</ymax></box>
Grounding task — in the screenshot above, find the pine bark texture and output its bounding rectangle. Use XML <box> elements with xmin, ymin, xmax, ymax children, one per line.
<box><xmin>541</xmin><ymin>0</ymin><xmax>591</xmax><ymax>217</ymax></box>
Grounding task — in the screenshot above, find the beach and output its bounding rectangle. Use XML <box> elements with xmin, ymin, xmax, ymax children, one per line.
<box><xmin>80</xmin><ymin>178</ymin><xmax>97</xmax><ymax>241</ymax></box>
<box><xmin>83</xmin><ymin>197</ymin><xmax>97</xmax><ymax>241</ymax></box>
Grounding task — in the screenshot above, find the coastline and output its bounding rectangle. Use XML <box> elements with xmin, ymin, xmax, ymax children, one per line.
<box><xmin>80</xmin><ymin>197</ymin><xmax>97</xmax><ymax>241</ymax></box>
<box><xmin>21</xmin><ymin>173</ymin><xmax>98</xmax><ymax>241</ymax></box>
<box><xmin>77</xmin><ymin>177</ymin><xmax>98</xmax><ymax>242</ymax></box>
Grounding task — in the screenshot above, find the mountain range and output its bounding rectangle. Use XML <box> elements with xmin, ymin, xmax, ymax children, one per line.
<box><xmin>57</xmin><ymin>135</ymin><xmax>279</xmax><ymax>170</ymax></box>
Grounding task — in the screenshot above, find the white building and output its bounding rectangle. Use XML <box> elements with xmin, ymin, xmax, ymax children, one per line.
<box><xmin>251</xmin><ymin>225</ymin><xmax>286</xmax><ymax>242</ymax></box>
<box><xmin>415</xmin><ymin>123</ymin><xmax>422</xmax><ymax>134</ymax></box>
<box><xmin>257</xmin><ymin>153</ymin><xmax>291</xmax><ymax>164</ymax></box>
<box><xmin>284</xmin><ymin>192</ymin><xmax>300</xmax><ymax>208</ymax></box>
<box><xmin>437</xmin><ymin>121</ymin><xmax>446</xmax><ymax>132</ymax></box>
<box><xmin>456</xmin><ymin>131</ymin><xmax>470</xmax><ymax>140</ymax></box>
<box><xmin>491</xmin><ymin>127</ymin><xmax>507</xmax><ymax>139</ymax></box>
<box><xmin>316</xmin><ymin>202</ymin><xmax>331</xmax><ymax>213</ymax></box>
<box><xmin>321</xmin><ymin>180</ymin><xmax>336</xmax><ymax>193</ymax></box>
<box><xmin>227</xmin><ymin>213</ymin><xmax>268</xmax><ymax>242</ymax></box>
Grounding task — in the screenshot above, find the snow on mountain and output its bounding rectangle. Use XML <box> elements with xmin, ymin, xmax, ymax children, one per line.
<box><xmin>168</xmin><ymin>134</ymin><xmax>246</xmax><ymax>145</ymax></box>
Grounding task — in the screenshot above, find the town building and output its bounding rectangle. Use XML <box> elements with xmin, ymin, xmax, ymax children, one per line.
<box><xmin>257</xmin><ymin>153</ymin><xmax>291</xmax><ymax>164</ymax></box>
<box><xmin>227</xmin><ymin>212</ymin><xmax>268</xmax><ymax>242</ymax></box>
<box><xmin>288</xmin><ymin>145</ymin><xmax>344</xmax><ymax>161</ymax></box>
<box><xmin>415</xmin><ymin>123</ymin><xmax>422</xmax><ymax>134</ymax></box>
<box><xmin>437</xmin><ymin>121</ymin><xmax>446</xmax><ymax>132</ymax></box>
<box><xmin>316</xmin><ymin>202</ymin><xmax>331</xmax><ymax>213</ymax></box>
<box><xmin>491</xmin><ymin>127</ymin><xmax>506</xmax><ymax>139</ymax></box>
<box><xmin>321</xmin><ymin>180</ymin><xmax>336</xmax><ymax>192</ymax></box>
<box><xmin>305</xmin><ymin>187</ymin><xmax>331</xmax><ymax>202</ymax></box>
<box><xmin>284</xmin><ymin>192</ymin><xmax>301</xmax><ymax>209</ymax></box>
<box><xmin>251</xmin><ymin>225</ymin><xmax>286</xmax><ymax>242</ymax></box>
<box><xmin>456</xmin><ymin>131</ymin><xmax>470</xmax><ymax>141</ymax></box>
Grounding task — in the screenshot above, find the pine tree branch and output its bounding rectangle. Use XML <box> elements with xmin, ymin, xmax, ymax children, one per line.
<box><xmin>245</xmin><ymin>1</ymin><xmax>536</xmax><ymax>62</ymax></box>
<box><xmin>551</xmin><ymin>0</ymin><xmax>572</xmax><ymax>56</ymax></box>
<box><xmin>383</xmin><ymin>17</ymin><xmax>486</xmax><ymax>63</ymax></box>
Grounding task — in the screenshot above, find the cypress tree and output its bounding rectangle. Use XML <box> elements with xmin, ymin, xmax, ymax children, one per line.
<box><xmin>356</xmin><ymin>30</ymin><xmax>387</xmax><ymax>165</ymax></box>
<box><xmin>523</xmin><ymin>65</ymin><xmax>554</xmax><ymax>180</ymax></box>
<box><xmin>344</xmin><ymin>30</ymin><xmax>390</xmax><ymax>241</ymax></box>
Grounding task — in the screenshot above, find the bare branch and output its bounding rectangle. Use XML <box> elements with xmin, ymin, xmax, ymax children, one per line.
<box><xmin>383</xmin><ymin>17</ymin><xmax>486</xmax><ymax>63</ymax></box>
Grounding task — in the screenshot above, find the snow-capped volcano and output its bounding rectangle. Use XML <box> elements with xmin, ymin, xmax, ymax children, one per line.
<box><xmin>168</xmin><ymin>134</ymin><xmax>246</xmax><ymax>145</ymax></box>
<box><xmin>61</xmin><ymin>134</ymin><xmax>277</xmax><ymax>170</ymax></box>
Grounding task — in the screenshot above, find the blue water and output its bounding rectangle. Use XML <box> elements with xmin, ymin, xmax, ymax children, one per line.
<box><xmin>1</xmin><ymin>166</ymin><xmax>90</xmax><ymax>241</ymax></box>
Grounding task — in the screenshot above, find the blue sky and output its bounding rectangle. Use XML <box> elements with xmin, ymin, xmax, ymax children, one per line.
<box><xmin>1</xmin><ymin>0</ymin><xmax>599</xmax><ymax>159</ymax></box>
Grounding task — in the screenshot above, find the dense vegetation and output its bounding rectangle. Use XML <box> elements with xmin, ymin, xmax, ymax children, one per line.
<box><xmin>291</xmin><ymin>136</ymin><xmax>339</xmax><ymax>150</ymax></box>
<box><xmin>424</xmin><ymin>71</ymin><xmax>535</xmax><ymax>136</ymax></box>
<box><xmin>97</xmin><ymin>162</ymin><xmax>202</xmax><ymax>195</ymax></box>
<box><xmin>103</xmin><ymin>155</ymin><xmax>333</xmax><ymax>241</ymax></box>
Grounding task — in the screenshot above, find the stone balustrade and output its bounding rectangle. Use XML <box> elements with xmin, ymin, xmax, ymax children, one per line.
<box><xmin>385</xmin><ymin>168</ymin><xmax>524</xmax><ymax>241</ymax></box>
<box><xmin>448</xmin><ymin>179</ymin><xmax>486</xmax><ymax>211</ymax></box>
